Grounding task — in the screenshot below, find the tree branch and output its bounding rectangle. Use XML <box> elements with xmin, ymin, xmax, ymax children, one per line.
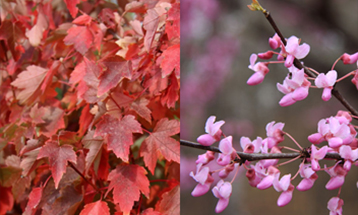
<box><xmin>180</xmin><ymin>139</ymin><xmax>342</xmax><ymax>163</ymax></box>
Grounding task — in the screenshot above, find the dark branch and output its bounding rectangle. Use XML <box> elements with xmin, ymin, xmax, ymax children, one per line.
<box><xmin>180</xmin><ymin>139</ymin><xmax>343</xmax><ymax>163</ymax></box>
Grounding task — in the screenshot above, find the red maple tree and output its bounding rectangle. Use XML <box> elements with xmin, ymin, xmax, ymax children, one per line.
<box><xmin>0</xmin><ymin>0</ymin><xmax>180</xmax><ymax>214</ymax></box>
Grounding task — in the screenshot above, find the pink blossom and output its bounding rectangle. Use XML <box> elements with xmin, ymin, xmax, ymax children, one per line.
<box><xmin>190</xmin><ymin>163</ymin><xmax>214</xmax><ymax>196</ymax></box>
<box><xmin>351</xmin><ymin>66</ymin><xmax>358</xmax><ymax>90</ymax></box>
<box><xmin>339</xmin><ymin>145</ymin><xmax>358</xmax><ymax>171</ymax></box>
<box><xmin>296</xmin><ymin>163</ymin><xmax>318</xmax><ymax>191</ymax></box>
<box><xmin>217</xmin><ymin>136</ymin><xmax>235</xmax><ymax>166</ymax></box>
<box><xmin>258</xmin><ymin>51</ymin><xmax>274</xmax><ymax>59</ymax></box>
<box><xmin>247</xmin><ymin>54</ymin><xmax>269</xmax><ymax>85</ymax></box>
<box><xmin>246</xmin><ymin>168</ymin><xmax>262</xmax><ymax>187</ymax></box>
<box><xmin>325</xmin><ymin>163</ymin><xmax>347</xmax><ymax>190</ymax></box>
<box><xmin>327</xmin><ymin>197</ymin><xmax>343</xmax><ymax>215</ymax></box>
<box><xmin>196</xmin><ymin>151</ymin><xmax>215</xmax><ymax>165</ymax></box>
<box><xmin>197</xmin><ymin>116</ymin><xmax>225</xmax><ymax>146</ymax></box>
<box><xmin>218</xmin><ymin>163</ymin><xmax>236</xmax><ymax>179</ymax></box>
<box><xmin>212</xmin><ymin>180</ymin><xmax>232</xmax><ymax>213</ymax></box>
<box><xmin>269</xmin><ymin>33</ymin><xmax>282</xmax><ymax>50</ymax></box>
<box><xmin>257</xmin><ymin>166</ymin><xmax>280</xmax><ymax>190</ymax></box>
<box><xmin>272</xmin><ymin>174</ymin><xmax>294</xmax><ymax>207</ymax></box>
<box><xmin>308</xmin><ymin>117</ymin><xmax>353</xmax><ymax>148</ymax></box>
<box><xmin>341</xmin><ymin>52</ymin><xmax>358</xmax><ymax>64</ymax></box>
<box><xmin>284</xmin><ymin>36</ymin><xmax>310</xmax><ymax>68</ymax></box>
<box><xmin>311</xmin><ymin>145</ymin><xmax>328</xmax><ymax>171</ymax></box>
<box><xmin>314</xmin><ymin>70</ymin><xmax>337</xmax><ymax>101</ymax></box>
<box><xmin>277</xmin><ymin>67</ymin><xmax>310</xmax><ymax>106</ymax></box>
<box><xmin>240</xmin><ymin>136</ymin><xmax>262</xmax><ymax>153</ymax></box>
<box><xmin>262</xmin><ymin>121</ymin><xmax>285</xmax><ymax>148</ymax></box>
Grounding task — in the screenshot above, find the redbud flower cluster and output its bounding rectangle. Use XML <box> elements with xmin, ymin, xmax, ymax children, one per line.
<box><xmin>190</xmin><ymin>112</ymin><xmax>358</xmax><ymax>214</ymax></box>
<box><xmin>190</xmin><ymin>41</ymin><xmax>358</xmax><ymax>213</ymax></box>
<box><xmin>247</xmin><ymin>33</ymin><xmax>358</xmax><ymax>107</ymax></box>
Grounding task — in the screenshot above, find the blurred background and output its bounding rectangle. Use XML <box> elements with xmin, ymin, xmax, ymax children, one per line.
<box><xmin>180</xmin><ymin>0</ymin><xmax>358</xmax><ymax>214</ymax></box>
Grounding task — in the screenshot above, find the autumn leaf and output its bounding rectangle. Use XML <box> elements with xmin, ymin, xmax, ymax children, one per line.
<box><xmin>160</xmin><ymin>44</ymin><xmax>180</xmax><ymax>78</ymax></box>
<box><xmin>64</xmin><ymin>0</ymin><xmax>80</xmax><ymax>18</ymax></box>
<box><xmin>107</xmin><ymin>92</ymin><xmax>152</xmax><ymax>123</ymax></box>
<box><xmin>97</xmin><ymin>56</ymin><xmax>132</xmax><ymax>97</ymax></box>
<box><xmin>106</xmin><ymin>164</ymin><xmax>149</xmax><ymax>215</ymax></box>
<box><xmin>11</xmin><ymin>65</ymin><xmax>48</xmax><ymax>105</ymax></box>
<box><xmin>80</xmin><ymin>200</ymin><xmax>110</xmax><ymax>215</ymax></box>
<box><xmin>23</xmin><ymin>186</ymin><xmax>43</xmax><ymax>215</ymax></box>
<box><xmin>83</xmin><ymin>130</ymin><xmax>104</xmax><ymax>175</ymax></box>
<box><xmin>95</xmin><ymin>115</ymin><xmax>142</xmax><ymax>162</ymax></box>
<box><xmin>37</xmin><ymin>141</ymin><xmax>77</xmax><ymax>189</ymax></box>
<box><xmin>156</xmin><ymin>185</ymin><xmax>180</xmax><ymax>215</ymax></box>
<box><xmin>161</xmin><ymin>73</ymin><xmax>179</xmax><ymax>109</ymax></box>
<box><xmin>38</xmin><ymin>106</ymin><xmax>65</xmax><ymax>137</ymax></box>
<box><xmin>143</xmin><ymin>9</ymin><xmax>159</xmax><ymax>52</ymax></box>
<box><xmin>165</xmin><ymin>3</ymin><xmax>180</xmax><ymax>41</ymax></box>
<box><xmin>0</xmin><ymin>186</ymin><xmax>13</xmax><ymax>215</ymax></box>
<box><xmin>140</xmin><ymin>118</ymin><xmax>180</xmax><ymax>174</ymax></box>
<box><xmin>64</xmin><ymin>25</ymin><xmax>94</xmax><ymax>55</ymax></box>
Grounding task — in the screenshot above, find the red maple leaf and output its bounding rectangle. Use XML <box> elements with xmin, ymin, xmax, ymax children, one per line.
<box><xmin>97</xmin><ymin>56</ymin><xmax>132</xmax><ymax>97</ymax></box>
<box><xmin>64</xmin><ymin>25</ymin><xmax>94</xmax><ymax>55</ymax></box>
<box><xmin>80</xmin><ymin>200</ymin><xmax>110</xmax><ymax>215</ymax></box>
<box><xmin>37</xmin><ymin>141</ymin><xmax>77</xmax><ymax>189</ymax></box>
<box><xmin>140</xmin><ymin>118</ymin><xmax>180</xmax><ymax>174</ymax></box>
<box><xmin>95</xmin><ymin>115</ymin><xmax>142</xmax><ymax>162</ymax></box>
<box><xmin>23</xmin><ymin>186</ymin><xmax>43</xmax><ymax>215</ymax></box>
<box><xmin>161</xmin><ymin>73</ymin><xmax>179</xmax><ymax>109</ymax></box>
<box><xmin>106</xmin><ymin>164</ymin><xmax>149</xmax><ymax>214</ymax></box>
<box><xmin>82</xmin><ymin>130</ymin><xmax>104</xmax><ymax>175</ymax></box>
<box><xmin>156</xmin><ymin>185</ymin><xmax>180</xmax><ymax>215</ymax></box>
<box><xmin>165</xmin><ymin>3</ymin><xmax>180</xmax><ymax>41</ymax></box>
<box><xmin>143</xmin><ymin>8</ymin><xmax>159</xmax><ymax>52</ymax></box>
<box><xmin>64</xmin><ymin>0</ymin><xmax>80</xmax><ymax>18</ymax></box>
<box><xmin>11</xmin><ymin>65</ymin><xmax>48</xmax><ymax>105</ymax></box>
<box><xmin>160</xmin><ymin>44</ymin><xmax>180</xmax><ymax>78</ymax></box>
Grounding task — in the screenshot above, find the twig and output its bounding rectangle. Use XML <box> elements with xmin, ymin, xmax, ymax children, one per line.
<box><xmin>180</xmin><ymin>139</ymin><xmax>342</xmax><ymax>163</ymax></box>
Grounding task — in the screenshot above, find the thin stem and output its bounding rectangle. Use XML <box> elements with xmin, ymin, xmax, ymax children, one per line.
<box><xmin>336</xmin><ymin>71</ymin><xmax>354</xmax><ymax>83</ymax></box>
<box><xmin>284</xmin><ymin>132</ymin><xmax>303</xmax><ymax>150</ymax></box>
<box><xmin>68</xmin><ymin>162</ymin><xmax>101</xmax><ymax>194</ymax></box>
<box><xmin>276</xmin><ymin>155</ymin><xmax>301</xmax><ymax>167</ymax></box>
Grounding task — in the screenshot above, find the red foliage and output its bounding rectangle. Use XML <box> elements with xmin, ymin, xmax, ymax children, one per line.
<box><xmin>0</xmin><ymin>0</ymin><xmax>180</xmax><ymax>214</ymax></box>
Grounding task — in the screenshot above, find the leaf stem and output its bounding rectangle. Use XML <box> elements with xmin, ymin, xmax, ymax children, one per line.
<box><xmin>68</xmin><ymin>161</ymin><xmax>102</xmax><ymax>194</ymax></box>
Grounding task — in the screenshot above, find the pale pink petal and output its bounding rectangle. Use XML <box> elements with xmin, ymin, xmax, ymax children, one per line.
<box><xmin>215</xmin><ymin>198</ymin><xmax>229</xmax><ymax>213</ymax></box>
<box><xmin>277</xmin><ymin>185</ymin><xmax>294</xmax><ymax>207</ymax></box>
<box><xmin>279</xmin><ymin>93</ymin><xmax>296</xmax><ymax>107</ymax></box>
<box><xmin>325</xmin><ymin>176</ymin><xmax>345</xmax><ymax>190</ymax></box>
<box><xmin>197</xmin><ymin>134</ymin><xmax>216</xmax><ymax>146</ymax></box>
<box><xmin>247</xmin><ymin>72</ymin><xmax>265</xmax><ymax>85</ymax></box>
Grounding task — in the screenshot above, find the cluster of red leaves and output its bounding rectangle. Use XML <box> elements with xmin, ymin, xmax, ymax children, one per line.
<box><xmin>0</xmin><ymin>0</ymin><xmax>180</xmax><ymax>214</ymax></box>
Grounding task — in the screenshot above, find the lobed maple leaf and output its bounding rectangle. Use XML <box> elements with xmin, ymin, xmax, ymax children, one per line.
<box><xmin>23</xmin><ymin>186</ymin><xmax>43</xmax><ymax>215</ymax></box>
<box><xmin>140</xmin><ymin>118</ymin><xmax>180</xmax><ymax>174</ymax></box>
<box><xmin>97</xmin><ymin>57</ymin><xmax>132</xmax><ymax>97</ymax></box>
<box><xmin>64</xmin><ymin>25</ymin><xmax>93</xmax><ymax>55</ymax></box>
<box><xmin>160</xmin><ymin>44</ymin><xmax>180</xmax><ymax>78</ymax></box>
<box><xmin>11</xmin><ymin>65</ymin><xmax>48</xmax><ymax>105</ymax></box>
<box><xmin>82</xmin><ymin>130</ymin><xmax>104</xmax><ymax>175</ymax></box>
<box><xmin>80</xmin><ymin>200</ymin><xmax>110</xmax><ymax>215</ymax></box>
<box><xmin>95</xmin><ymin>115</ymin><xmax>142</xmax><ymax>162</ymax></box>
<box><xmin>165</xmin><ymin>3</ymin><xmax>180</xmax><ymax>41</ymax></box>
<box><xmin>37</xmin><ymin>141</ymin><xmax>77</xmax><ymax>189</ymax></box>
<box><xmin>156</xmin><ymin>185</ymin><xmax>180</xmax><ymax>215</ymax></box>
<box><xmin>106</xmin><ymin>164</ymin><xmax>150</xmax><ymax>215</ymax></box>
<box><xmin>143</xmin><ymin>8</ymin><xmax>159</xmax><ymax>52</ymax></box>
<box><xmin>64</xmin><ymin>0</ymin><xmax>80</xmax><ymax>18</ymax></box>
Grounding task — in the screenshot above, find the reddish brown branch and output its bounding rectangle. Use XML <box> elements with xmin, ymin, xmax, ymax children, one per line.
<box><xmin>180</xmin><ymin>139</ymin><xmax>342</xmax><ymax>164</ymax></box>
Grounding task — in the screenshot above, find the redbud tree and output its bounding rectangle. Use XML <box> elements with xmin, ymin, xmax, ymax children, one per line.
<box><xmin>181</xmin><ymin>0</ymin><xmax>358</xmax><ymax>214</ymax></box>
<box><xmin>0</xmin><ymin>0</ymin><xmax>180</xmax><ymax>214</ymax></box>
